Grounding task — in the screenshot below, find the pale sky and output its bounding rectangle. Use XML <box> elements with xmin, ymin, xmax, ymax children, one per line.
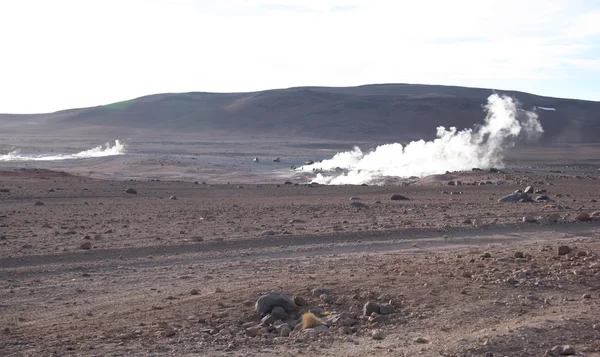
<box><xmin>1</xmin><ymin>0</ymin><xmax>599</xmax><ymax>113</ymax></box>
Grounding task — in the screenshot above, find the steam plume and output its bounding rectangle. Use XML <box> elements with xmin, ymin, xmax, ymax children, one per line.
<box><xmin>301</xmin><ymin>94</ymin><xmax>543</xmax><ymax>185</ymax></box>
<box><xmin>0</xmin><ymin>140</ymin><xmax>126</xmax><ymax>162</ymax></box>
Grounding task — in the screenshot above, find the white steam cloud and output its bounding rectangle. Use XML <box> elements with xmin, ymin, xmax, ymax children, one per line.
<box><xmin>0</xmin><ymin>140</ymin><xmax>126</xmax><ymax>162</ymax></box>
<box><xmin>302</xmin><ymin>94</ymin><xmax>543</xmax><ymax>185</ymax></box>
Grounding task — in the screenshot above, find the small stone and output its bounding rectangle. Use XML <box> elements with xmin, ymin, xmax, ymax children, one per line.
<box><xmin>279</xmin><ymin>324</ymin><xmax>291</xmax><ymax>337</ymax></box>
<box><xmin>260</xmin><ymin>230</ymin><xmax>276</xmax><ymax>236</ymax></box>
<box><xmin>390</xmin><ymin>194</ymin><xmax>410</xmax><ymax>201</ymax></box>
<box><xmin>293</xmin><ymin>296</ymin><xmax>308</xmax><ymax>306</ymax></box>
<box><xmin>414</xmin><ymin>337</ymin><xmax>429</xmax><ymax>344</ymax></box>
<box><xmin>575</xmin><ymin>212</ymin><xmax>590</xmax><ymax>221</ymax></box>
<box><xmin>547</xmin><ymin>213</ymin><xmax>560</xmax><ymax>222</ymax></box>
<box><xmin>80</xmin><ymin>242</ymin><xmax>92</xmax><ymax>250</ymax></box>
<box><xmin>557</xmin><ymin>245</ymin><xmax>572</xmax><ymax>256</ymax></box>
<box><xmin>551</xmin><ymin>345</ymin><xmax>575</xmax><ymax>355</ymax></box>
<box><xmin>371</xmin><ymin>330</ymin><xmax>385</xmax><ymax>340</ymax></box>
<box><xmin>524</xmin><ymin>186</ymin><xmax>534</xmax><ymax>194</ymax></box>
<box><xmin>522</xmin><ymin>215</ymin><xmax>537</xmax><ymax>223</ymax></box>
<box><xmin>190</xmin><ymin>289</ymin><xmax>199</xmax><ymax>295</ymax></box>
<box><xmin>350</xmin><ymin>202</ymin><xmax>368</xmax><ymax>209</ymax></box>
<box><xmin>34</xmin><ymin>201</ymin><xmax>45</xmax><ymax>206</ymax></box>
<box><xmin>379</xmin><ymin>304</ymin><xmax>394</xmax><ymax>315</ymax></box>
<box><xmin>312</xmin><ymin>288</ymin><xmax>327</xmax><ymax>297</ymax></box>
<box><xmin>163</xmin><ymin>329</ymin><xmax>176</xmax><ymax>337</ymax></box>
<box><xmin>583</xmin><ymin>293</ymin><xmax>592</xmax><ymax>299</ymax></box>
<box><xmin>125</xmin><ymin>188</ymin><xmax>137</xmax><ymax>194</ymax></box>
<box><xmin>169</xmin><ymin>195</ymin><xmax>177</xmax><ymax>200</ymax></box>
<box><xmin>363</xmin><ymin>301</ymin><xmax>380</xmax><ymax>316</ymax></box>
<box><xmin>514</xmin><ymin>251</ymin><xmax>525</xmax><ymax>259</ymax></box>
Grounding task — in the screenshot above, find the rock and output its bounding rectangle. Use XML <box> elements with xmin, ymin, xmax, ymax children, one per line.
<box><xmin>293</xmin><ymin>296</ymin><xmax>308</xmax><ymax>306</ymax></box>
<box><xmin>349</xmin><ymin>197</ymin><xmax>361</xmax><ymax>200</ymax></box>
<box><xmin>278</xmin><ymin>324</ymin><xmax>291</xmax><ymax>337</ymax></box>
<box><xmin>260</xmin><ymin>313</ymin><xmax>278</xmax><ymax>326</ymax></box>
<box><xmin>547</xmin><ymin>213</ymin><xmax>560</xmax><ymax>222</ymax></box>
<box><xmin>303</xmin><ymin>325</ymin><xmax>328</xmax><ymax>334</ymax></box>
<box><xmin>514</xmin><ymin>251</ymin><xmax>525</xmax><ymax>259</ymax></box>
<box><xmin>498</xmin><ymin>193</ymin><xmax>532</xmax><ymax>203</ymax></box>
<box><xmin>0</xmin><ymin>189</ymin><xmax>10</xmax><ymax>193</ymax></box>
<box><xmin>289</xmin><ymin>219</ymin><xmax>306</xmax><ymax>224</ymax></box>
<box><xmin>363</xmin><ymin>301</ymin><xmax>380</xmax><ymax>316</ymax></box>
<box><xmin>245</xmin><ymin>326</ymin><xmax>263</xmax><ymax>337</ymax></box>
<box><xmin>273</xmin><ymin>158</ymin><xmax>281</xmax><ymax>162</ymax></box>
<box><xmin>524</xmin><ymin>186</ymin><xmax>534</xmax><ymax>194</ymax></box>
<box><xmin>583</xmin><ymin>293</ymin><xmax>592</xmax><ymax>299</ymax></box>
<box><xmin>255</xmin><ymin>291</ymin><xmax>295</xmax><ymax>315</ymax></box>
<box><xmin>350</xmin><ymin>202</ymin><xmax>368</xmax><ymax>209</ymax></box>
<box><xmin>522</xmin><ymin>215</ymin><xmax>537</xmax><ymax>223</ymax></box>
<box><xmin>252</xmin><ymin>157</ymin><xmax>259</xmax><ymax>162</ymax></box>
<box><xmin>414</xmin><ymin>337</ymin><xmax>429</xmax><ymax>344</ymax></box>
<box><xmin>379</xmin><ymin>304</ymin><xmax>394</xmax><ymax>315</ymax></box>
<box><xmin>163</xmin><ymin>328</ymin><xmax>176</xmax><ymax>337</ymax></box>
<box><xmin>260</xmin><ymin>230</ymin><xmax>276</xmax><ymax>236</ymax></box>
<box><xmin>80</xmin><ymin>242</ymin><xmax>92</xmax><ymax>250</ymax></box>
<box><xmin>371</xmin><ymin>330</ymin><xmax>385</xmax><ymax>340</ymax></box>
<box><xmin>34</xmin><ymin>201</ymin><xmax>44</xmax><ymax>206</ymax></box>
<box><xmin>169</xmin><ymin>196</ymin><xmax>177</xmax><ymax>200</ymax></box>
<box><xmin>447</xmin><ymin>181</ymin><xmax>456</xmax><ymax>186</ymax></box>
<box><xmin>575</xmin><ymin>212</ymin><xmax>590</xmax><ymax>221</ymax></box>
<box><xmin>312</xmin><ymin>288</ymin><xmax>327</xmax><ymax>297</ymax></box>
<box><xmin>271</xmin><ymin>306</ymin><xmax>287</xmax><ymax>319</ymax></box>
<box><xmin>472</xmin><ymin>218</ymin><xmax>484</xmax><ymax>228</ymax></box>
<box><xmin>592</xmin><ymin>211</ymin><xmax>600</xmax><ymax>217</ymax></box>
<box><xmin>551</xmin><ymin>345</ymin><xmax>575</xmax><ymax>355</ymax></box>
<box><xmin>125</xmin><ymin>188</ymin><xmax>137</xmax><ymax>194</ymax></box>
<box><xmin>557</xmin><ymin>245</ymin><xmax>572</xmax><ymax>256</ymax></box>
<box><xmin>190</xmin><ymin>289</ymin><xmax>199</xmax><ymax>295</ymax></box>
<box><xmin>390</xmin><ymin>194</ymin><xmax>410</xmax><ymax>201</ymax></box>
<box><xmin>48</xmin><ymin>188</ymin><xmax>55</xmax><ymax>193</ymax></box>
<box><xmin>536</xmin><ymin>195</ymin><xmax>550</xmax><ymax>201</ymax></box>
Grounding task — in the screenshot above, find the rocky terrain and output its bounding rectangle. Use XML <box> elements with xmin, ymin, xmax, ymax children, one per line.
<box><xmin>2</xmin><ymin>166</ymin><xmax>600</xmax><ymax>356</ymax></box>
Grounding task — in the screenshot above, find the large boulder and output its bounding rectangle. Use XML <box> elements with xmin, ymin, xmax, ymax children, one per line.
<box><xmin>255</xmin><ymin>291</ymin><xmax>295</xmax><ymax>316</ymax></box>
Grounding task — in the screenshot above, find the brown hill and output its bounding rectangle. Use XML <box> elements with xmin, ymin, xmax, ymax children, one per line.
<box><xmin>1</xmin><ymin>84</ymin><xmax>598</xmax><ymax>143</ymax></box>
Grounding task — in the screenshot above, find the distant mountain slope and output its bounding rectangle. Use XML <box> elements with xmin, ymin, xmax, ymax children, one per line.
<box><xmin>1</xmin><ymin>84</ymin><xmax>599</xmax><ymax>143</ymax></box>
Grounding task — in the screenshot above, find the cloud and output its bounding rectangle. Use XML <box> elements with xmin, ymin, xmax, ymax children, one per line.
<box><xmin>0</xmin><ymin>0</ymin><xmax>598</xmax><ymax>113</ymax></box>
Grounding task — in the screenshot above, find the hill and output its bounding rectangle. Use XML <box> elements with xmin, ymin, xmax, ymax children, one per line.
<box><xmin>1</xmin><ymin>84</ymin><xmax>599</xmax><ymax>143</ymax></box>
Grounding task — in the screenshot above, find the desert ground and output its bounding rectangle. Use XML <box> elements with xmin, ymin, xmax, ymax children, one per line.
<box><xmin>1</xmin><ymin>139</ymin><xmax>600</xmax><ymax>357</ymax></box>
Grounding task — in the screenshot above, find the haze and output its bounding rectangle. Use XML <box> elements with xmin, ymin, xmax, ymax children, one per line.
<box><xmin>1</xmin><ymin>0</ymin><xmax>599</xmax><ymax>113</ymax></box>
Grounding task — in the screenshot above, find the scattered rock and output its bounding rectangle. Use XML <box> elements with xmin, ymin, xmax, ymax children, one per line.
<box><xmin>350</xmin><ymin>202</ymin><xmax>368</xmax><ymax>209</ymax></box>
<box><xmin>557</xmin><ymin>245</ymin><xmax>572</xmax><ymax>256</ymax></box>
<box><xmin>293</xmin><ymin>296</ymin><xmax>308</xmax><ymax>306</ymax></box>
<box><xmin>125</xmin><ymin>188</ymin><xmax>137</xmax><ymax>194</ymax></box>
<box><xmin>524</xmin><ymin>186</ymin><xmax>534</xmax><ymax>194</ymax></box>
<box><xmin>312</xmin><ymin>288</ymin><xmax>327</xmax><ymax>297</ymax></box>
<box><xmin>289</xmin><ymin>219</ymin><xmax>306</xmax><ymax>224</ymax></box>
<box><xmin>349</xmin><ymin>197</ymin><xmax>361</xmax><ymax>201</ymax></box>
<box><xmin>498</xmin><ymin>193</ymin><xmax>532</xmax><ymax>203</ymax></box>
<box><xmin>547</xmin><ymin>213</ymin><xmax>561</xmax><ymax>222</ymax></box>
<box><xmin>371</xmin><ymin>330</ymin><xmax>385</xmax><ymax>340</ymax></box>
<box><xmin>522</xmin><ymin>215</ymin><xmax>537</xmax><ymax>223</ymax></box>
<box><xmin>363</xmin><ymin>301</ymin><xmax>380</xmax><ymax>316</ymax></box>
<box><xmin>550</xmin><ymin>345</ymin><xmax>575</xmax><ymax>355</ymax></box>
<box><xmin>379</xmin><ymin>304</ymin><xmax>394</xmax><ymax>315</ymax></box>
<box><xmin>414</xmin><ymin>337</ymin><xmax>429</xmax><ymax>344</ymax></box>
<box><xmin>79</xmin><ymin>242</ymin><xmax>92</xmax><ymax>250</ymax></box>
<box><xmin>575</xmin><ymin>212</ymin><xmax>590</xmax><ymax>221</ymax></box>
<box><xmin>514</xmin><ymin>251</ymin><xmax>525</xmax><ymax>259</ymax></box>
<box><xmin>34</xmin><ymin>201</ymin><xmax>44</xmax><ymax>206</ymax></box>
<box><xmin>190</xmin><ymin>289</ymin><xmax>199</xmax><ymax>295</ymax></box>
<box><xmin>260</xmin><ymin>230</ymin><xmax>276</xmax><ymax>236</ymax></box>
<box><xmin>255</xmin><ymin>291</ymin><xmax>295</xmax><ymax>315</ymax></box>
<box><xmin>535</xmin><ymin>195</ymin><xmax>550</xmax><ymax>201</ymax></box>
<box><xmin>169</xmin><ymin>195</ymin><xmax>177</xmax><ymax>200</ymax></box>
<box><xmin>390</xmin><ymin>194</ymin><xmax>410</xmax><ymax>201</ymax></box>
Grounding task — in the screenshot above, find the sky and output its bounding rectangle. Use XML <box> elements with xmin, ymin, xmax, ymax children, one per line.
<box><xmin>0</xmin><ymin>0</ymin><xmax>599</xmax><ymax>113</ymax></box>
